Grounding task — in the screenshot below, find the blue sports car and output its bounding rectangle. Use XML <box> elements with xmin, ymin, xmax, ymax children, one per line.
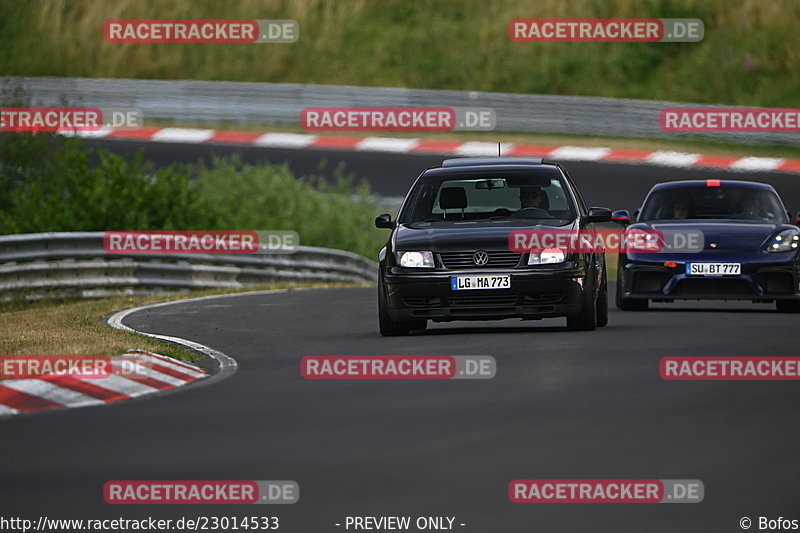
<box><xmin>613</xmin><ymin>179</ymin><xmax>800</xmax><ymax>312</ymax></box>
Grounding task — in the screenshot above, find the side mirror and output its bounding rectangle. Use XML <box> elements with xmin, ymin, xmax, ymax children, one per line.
<box><xmin>375</xmin><ymin>213</ymin><xmax>395</xmax><ymax>229</ymax></box>
<box><xmin>611</xmin><ymin>209</ymin><xmax>630</xmax><ymax>225</ymax></box>
<box><xmin>795</xmin><ymin>210</ymin><xmax>800</xmax><ymax>226</ymax></box>
<box><xmin>583</xmin><ymin>207</ymin><xmax>612</xmax><ymax>223</ymax></box>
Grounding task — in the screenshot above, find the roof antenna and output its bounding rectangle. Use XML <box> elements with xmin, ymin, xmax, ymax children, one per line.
<box><xmin>498</xmin><ymin>142</ymin><xmax>501</xmax><ymax>156</ymax></box>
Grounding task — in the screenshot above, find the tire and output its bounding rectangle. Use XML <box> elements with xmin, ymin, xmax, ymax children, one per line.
<box><xmin>615</xmin><ymin>260</ymin><xmax>649</xmax><ymax>311</ymax></box>
<box><xmin>378</xmin><ymin>276</ymin><xmax>424</xmax><ymax>336</ymax></box>
<box><xmin>596</xmin><ymin>260</ymin><xmax>609</xmax><ymax>327</ymax></box>
<box><xmin>776</xmin><ymin>300</ymin><xmax>800</xmax><ymax>313</ymax></box>
<box><xmin>567</xmin><ymin>268</ymin><xmax>597</xmax><ymax>331</ymax></box>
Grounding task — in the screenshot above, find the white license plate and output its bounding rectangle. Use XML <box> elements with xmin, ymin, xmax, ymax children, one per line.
<box><xmin>451</xmin><ymin>275</ymin><xmax>511</xmax><ymax>290</ymax></box>
<box><xmin>686</xmin><ymin>263</ymin><xmax>741</xmax><ymax>276</ymax></box>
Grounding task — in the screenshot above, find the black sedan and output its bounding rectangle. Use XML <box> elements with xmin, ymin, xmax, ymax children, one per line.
<box><xmin>375</xmin><ymin>157</ymin><xmax>612</xmax><ymax>336</ymax></box>
<box><xmin>613</xmin><ymin>179</ymin><xmax>800</xmax><ymax>312</ymax></box>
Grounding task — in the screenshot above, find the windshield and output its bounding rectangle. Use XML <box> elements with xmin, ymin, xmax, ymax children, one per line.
<box><xmin>639</xmin><ymin>186</ymin><xmax>788</xmax><ymax>224</ymax></box>
<box><xmin>398</xmin><ymin>172</ymin><xmax>577</xmax><ymax>224</ymax></box>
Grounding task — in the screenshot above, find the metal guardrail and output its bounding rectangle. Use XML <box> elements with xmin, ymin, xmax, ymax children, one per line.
<box><xmin>4</xmin><ymin>76</ymin><xmax>797</xmax><ymax>146</ymax></box>
<box><xmin>0</xmin><ymin>232</ymin><xmax>377</xmax><ymax>299</ymax></box>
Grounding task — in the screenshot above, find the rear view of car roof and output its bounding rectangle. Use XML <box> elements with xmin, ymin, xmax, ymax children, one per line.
<box><xmin>421</xmin><ymin>156</ymin><xmax>559</xmax><ymax>178</ymax></box>
<box><xmin>653</xmin><ymin>179</ymin><xmax>776</xmax><ymax>191</ymax></box>
<box><xmin>441</xmin><ymin>157</ymin><xmax>544</xmax><ymax>167</ymax></box>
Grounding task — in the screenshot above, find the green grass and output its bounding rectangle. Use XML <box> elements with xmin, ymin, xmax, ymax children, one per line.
<box><xmin>1</xmin><ymin>0</ymin><xmax>799</xmax><ymax>107</ymax></box>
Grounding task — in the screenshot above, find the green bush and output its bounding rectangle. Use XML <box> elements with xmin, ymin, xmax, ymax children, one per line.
<box><xmin>0</xmin><ymin>134</ymin><xmax>205</xmax><ymax>233</ymax></box>
<box><xmin>0</xmin><ymin>133</ymin><xmax>386</xmax><ymax>259</ymax></box>
<box><xmin>192</xmin><ymin>157</ymin><xmax>386</xmax><ymax>258</ymax></box>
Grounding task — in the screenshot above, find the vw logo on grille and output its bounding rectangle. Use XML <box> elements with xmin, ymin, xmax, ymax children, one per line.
<box><xmin>472</xmin><ymin>250</ymin><xmax>489</xmax><ymax>266</ymax></box>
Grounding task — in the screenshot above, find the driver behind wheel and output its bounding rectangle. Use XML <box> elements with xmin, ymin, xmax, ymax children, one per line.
<box><xmin>519</xmin><ymin>186</ymin><xmax>548</xmax><ymax>210</ymax></box>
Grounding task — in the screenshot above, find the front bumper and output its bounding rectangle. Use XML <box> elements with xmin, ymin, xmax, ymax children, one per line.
<box><xmin>620</xmin><ymin>253</ymin><xmax>800</xmax><ymax>301</ymax></box>
<box><xmin>382</xmin><ymin>264</ymin><xmax>589</xmax><ymax>321</ymax></box>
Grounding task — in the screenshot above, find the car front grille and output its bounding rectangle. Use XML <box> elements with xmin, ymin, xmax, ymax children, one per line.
<box><xmin>672</xmin><ymin>278</ymin><xmax>754</xmax><ymax>297</ymax></box>
<box><xmin>523</xmin><ymin>293</ymin><xmax>563</xmax><ymax>304</ymax></box>
<box><xmin>439</xmin><ymin>251</ymin><xmax>521</xmax><ymax>269</ymax></box>
<box><xmin>447</xmin><ymin>294</ymin><xmax>519</xmax><ymax>307</ymax></box>
<box><xmin>402</xmin><ymin>297</ymin><xmax>442</xmax><ymax>307</ymax></box>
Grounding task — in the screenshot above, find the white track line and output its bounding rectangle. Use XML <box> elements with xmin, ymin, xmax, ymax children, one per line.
<box><xmin>646</xmin><ymin>151</ymin><xmax>701</xmax><ymax>167</ymax></box>
<box><xmin>454</xmin><ymin>141</ymin><xmax>509</xmax><ymax>156</ymax></box>
<box><xmin>0</xmin><ymin>404</ymin><xmax>20</xmax><ymax>416</ymax></box>
<box><xmin>253</xmin><ymin>133</ymin><xmax>316</xmax><ymax>147</ymax></box>
<box><xmin>548</xmin><ymin>146</ymin><xmax>611</xmax><ymax>161</ymax></box>
<box><xmin>151</xmin><ymin>128</ymin><xmax>216</xmax><ymax>143</ymax></box>
<box><xmin>356</xmin><ymin>137</ymin><xmax>419</xmax><ymax>152</ymax></box>
<box><xmin>729</xmin><ymin>157</ymin><xmax>785</xmax><ymax>172</ymax></box>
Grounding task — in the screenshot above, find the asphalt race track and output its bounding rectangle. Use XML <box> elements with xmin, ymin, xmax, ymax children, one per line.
<box><xmin>83</xmin><ymin>138</ymin><xmax>800</xmax><ymax>214</ymax></box>
<box><xmin>2</xmin><ymin>143</ymin><xmax>800</xmax><ymax>531</ymax></box>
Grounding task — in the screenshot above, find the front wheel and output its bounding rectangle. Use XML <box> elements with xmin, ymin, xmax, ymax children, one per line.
<box><xmin>567</xmin><ymin>270</ymin><xmax>597</xmax><ymax>331</ymax></box>
<box><xmin>596</xmin><ymin>261</ymin><xmax>609</xmax><ymax>327</ymax></box>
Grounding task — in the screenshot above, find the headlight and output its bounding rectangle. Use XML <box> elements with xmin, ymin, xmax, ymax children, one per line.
<box><xmin>766</xmin><ymin>229</ymin><xmax>800</xmax><ymax>253</ymax></box>
<box><xmin>398</xmin><ymin>251</ymin><xmax>435</xmax><ymax>268</ymax></box>
<box><xmin>528</xmin><ymin>248</ymin><xmax>566</xmax><ymax>265</ymax></box>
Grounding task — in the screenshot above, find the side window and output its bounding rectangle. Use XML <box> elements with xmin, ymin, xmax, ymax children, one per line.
<box><xmin>402</xmin><ymin>182</ymin><xmax>438</xmax><ymax>222</ymax></box>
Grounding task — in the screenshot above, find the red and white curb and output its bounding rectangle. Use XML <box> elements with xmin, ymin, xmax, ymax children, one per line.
<box><xmin>0</xmin><ymin>351</ymin><xmax>207</xmax><ymax>417</ymax></box>
<box><xmin>0</xmin><ymin>291</ymin><xmax>279</xmax><ymax>418</ymax></box>
<box><xmin>61</xmin><ymin>127</ymin><xmax>800</xmax><ymax>174</ymax></box>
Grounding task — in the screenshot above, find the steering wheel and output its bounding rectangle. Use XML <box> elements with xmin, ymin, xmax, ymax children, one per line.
<box><xmin>511</xmin><ymin>207</ymin><xmax>555</xmax><ymax>219</ymax></box>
